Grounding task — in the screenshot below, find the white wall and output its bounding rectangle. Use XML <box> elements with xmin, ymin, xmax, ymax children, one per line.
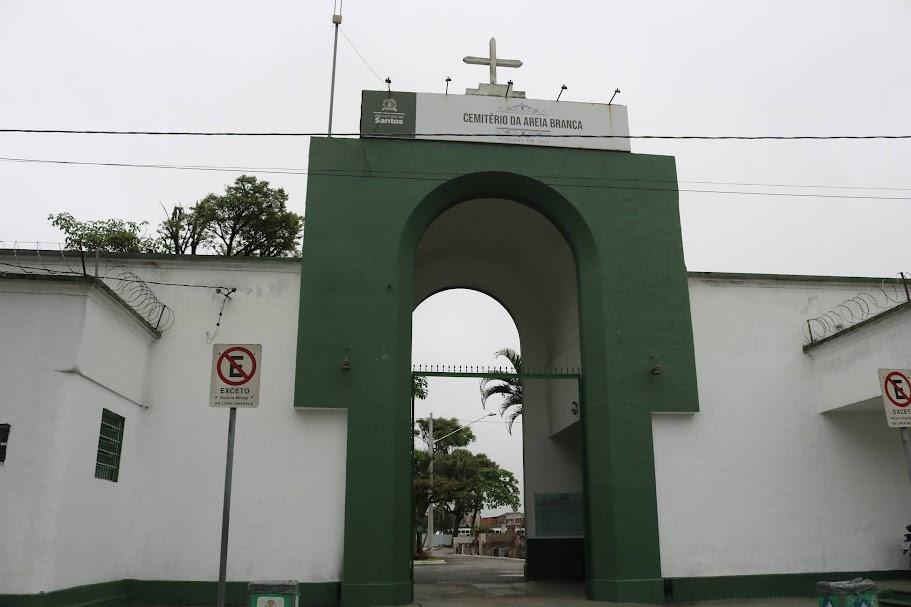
<box><xmin>7</xmin><ymin>254</ymin><xmax>911</xmax><ymax>591</ymax></box>
<box><xmin>0</xmin><ymin>260</ymin><xmax>349</xmax><ymax>593</ymax></box>
<box><xmin>807</xmin><ymin>305</ymin><xmax>911</xmax><ymax>413</ymax></box>
<box><xmin>0</xmin><ymin>278</ymin><xmax>152</xmax><ymax>593</ymax></box>
<box><xmin>654</xmin><ymin>276</ymin><xmax>911</xmax><ymax>577</ymax></box>
<box><xmin>122</xmin><ymin>258</ymin><xmax>348</xmax><ymax>584</ymax></box>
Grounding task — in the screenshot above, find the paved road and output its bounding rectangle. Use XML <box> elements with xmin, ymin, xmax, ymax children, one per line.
<box><xmin>415</xmin><ymin>553</ymin><xmax>526</xmax><ymax>586</ymax></box>
<box><xmin>414</xmin><ymin>553</ymin><xmax>586</xmax><ymax>604</ymax></box>
<box><xmin>413</xmin><ymin>555</ymin><xmax>911</xmax><ymax>607</ymax></box>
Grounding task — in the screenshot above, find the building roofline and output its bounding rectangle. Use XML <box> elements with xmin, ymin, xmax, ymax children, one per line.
<box><xmin>685</xmin><ymin>271</ymin><xmax>892</xmax><ymax>284</ymax></box>
<box><xmin>0</xmin><ymin>272</ymin><xmax>161</xmax><ymax>338</ymax></box>
<box><xmin>0</xmin><ymin>250</ymin><xmax>894</xmax><ymax>284</ymax></box>
<box><xmin>0</xmin><ymin>248</ymin><xmax>298</xmax><ymax>265</ymax></box>
<box><xmin>802</xmin><ymin>300</ymin><xmax>911</xmax><ymax>353</ymax></box>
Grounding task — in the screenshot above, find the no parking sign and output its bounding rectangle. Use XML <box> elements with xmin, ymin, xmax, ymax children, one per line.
<box><xmin>210</xmin><ymin>344</ymin><xmax>261</xmax><ymax>408</ymax></box>
<box><xmin>878</xmin><ymin>369</ymin><xmax>911</xmax><ymax>428</ymax></box>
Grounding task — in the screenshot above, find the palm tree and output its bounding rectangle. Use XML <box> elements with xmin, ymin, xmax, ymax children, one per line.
<box><xmin>479</xmin><ymin>348</ymin><xmax>523</xmax><ymax>434</ymax></box>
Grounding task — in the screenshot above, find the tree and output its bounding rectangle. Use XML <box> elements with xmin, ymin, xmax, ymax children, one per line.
<box><xmin>50</xmin><ymin>175</ymin><xmax>304</xmax><ymax>258</ymax></box>
<box><xmin>202</xmin><ymin>175</ymin><xmax>303</xmax><ymax>257</ymax></box>
<box><xmin>413</xmin><ymin>416</ymin><xmax>475</xmax><ymax>455</ymax></box>
<box><xmin>412</xmin><ymin>375</ymin><xmax>428</xmax><ymax>400</ymax></box>
<box><xmin>479</xmin><ymin>348</ymin><xmax>524</xmax><ymax>433</ymax></box>
<box><xmin>49</xmin><ymin>212</ymin><xmax>158</xmax><ymax>253</ymax></box>
<box><xmin>436</xmin><ymin>449</ymin><xmax>520</xmax><ymax>536</ymax></box>
<box><xmin>412</xmin><ymin>416</ymin><xmax>520</xmax><ymax>552</ymax></box>
<box><xmin>156</xmin><ymin>203</ymin><xmax>212</xmax><ymax>255</ymax></box>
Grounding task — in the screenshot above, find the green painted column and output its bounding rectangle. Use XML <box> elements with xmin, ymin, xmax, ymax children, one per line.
<box><xmin>580</xmin><ymin>149</ymin><xmax>698</xmax><ymax>601</ymax></box>
<box><xmin>295</xmin><ymin>137</ymin><xmax>699</xmax><ymax>606</ymax></box>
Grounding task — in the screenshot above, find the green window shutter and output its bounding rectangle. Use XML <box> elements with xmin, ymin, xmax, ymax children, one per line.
<box><xmin>0</xmin><ymin>424</ymin><xmax>9</xmax><ymax>463</ymax></box>
<box><xmin>95</xmin><ymin>410</ymin><xmax>125</xmax><ymax>482</ymax></box>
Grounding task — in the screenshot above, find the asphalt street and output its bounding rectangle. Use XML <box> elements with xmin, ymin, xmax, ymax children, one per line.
<box><xmin>412</xmin><ymin>554</ymin><xmax>911</xmax><ymax>607</ymax></box>
<box><xmin>413</xmin><ymin>553</ymin><xmax>587</xmax><ymax>604</ymax></box>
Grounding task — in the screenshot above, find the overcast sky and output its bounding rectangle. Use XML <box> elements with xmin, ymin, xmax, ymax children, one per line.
<box><xmin>3</xmin><ymin>0</ymin><xmax>910</xmax><ymax>279</ymax></box>
<box><xmin>2</xmin><ymin>0</ymin><xmax>910</xmax><ymax>515</ymax></box>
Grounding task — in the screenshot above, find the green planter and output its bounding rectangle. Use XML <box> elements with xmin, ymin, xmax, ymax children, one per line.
<box><xmin>248</xmin><ymin>581</ymin><xmax>298</xmax><ymax>607</ymax></box>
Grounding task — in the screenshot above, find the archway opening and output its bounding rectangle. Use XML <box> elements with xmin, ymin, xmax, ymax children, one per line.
<box><xmin>411</xmin><ymin>198</ymin><xmax>586</xmax><ymax>599</ymax></box>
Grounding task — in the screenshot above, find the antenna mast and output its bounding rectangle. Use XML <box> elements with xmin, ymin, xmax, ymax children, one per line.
<box><xmin>327</xmin><ymin>1</ymin><xmax>343</xmax><ymax>137</ymax></box>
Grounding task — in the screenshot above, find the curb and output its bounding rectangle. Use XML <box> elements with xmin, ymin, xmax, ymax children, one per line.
<box><xmin>451</xmin><ymin>554</ymin><xmax>525</xmax><ymax>562</ymax></box>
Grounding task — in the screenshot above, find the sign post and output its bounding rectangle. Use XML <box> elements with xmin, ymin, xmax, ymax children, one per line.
<box><xmin>877</xmin><ymin>369</ymin><xmax>911</xmax><ymax>482</ymax></box>
<box><xmin>211</xmin><ymin>344</ymin><xmax>262</xmax><ymax>607</ymax></box>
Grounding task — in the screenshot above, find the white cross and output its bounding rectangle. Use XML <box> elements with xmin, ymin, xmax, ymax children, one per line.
<box><xmin>463</xmin><ymin>38</ymin><xmax>522</xmax><ymax>85</ymax></box>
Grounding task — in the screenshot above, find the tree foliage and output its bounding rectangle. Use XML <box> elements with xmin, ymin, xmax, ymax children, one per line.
<box><xmin>48</xmin><ymin>212</ymin><xmax>158</xmax><ymax>253</ymax></box>
<box><xmin>414</xmin><ymin>416</ymin><xmax>474</xmax><ymax>454</ymax></box>
<box><xmin>156</xmin><ymin>203</ymin><xmax>212</xmax><ymax>255</ymax></box>
<box><xmin>50</xmin><ymin>175</ymin><xmax>304</xmax><ymax>257</ymax></box>
<box><xmin>412</xmin><ymin>375</ymin><xmax>428</xmax><ymax>400</ymax></box>
<box><xmin>479</xmin><ymin>348</ymin><xmax>524</xmax><ymax>433</ymax></box>
<box><xmin>202</xmin><ymin>175</ymin><xmax>303</xmax><ymax>257</ymax></box>
<box><xmin>413</xmin><ymin>416</ymin><xmax>520</xmax><ymax>544</ymax></box>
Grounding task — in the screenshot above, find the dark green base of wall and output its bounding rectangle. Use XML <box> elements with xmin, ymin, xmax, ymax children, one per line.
<box><xmin>338</xmin><ymin>582</ymin><xmax>410</xmax><ymax>607</ymax></box>
<box><xmin>0</xmin><ymin>581</ymin><xmax>131</xmax><ymax>607</ymax></box>
<box><xmin>590</xmin><ymin>577</ymin><xmax>665</xmax><ymax>603</ymax></box>
<box><xmin>525</xmin><ymin>538</ymin><xmax>585</xmax><ymax>581</ymax></box>
<box><xmin>664</xmin><ymin>570</ymin><xmax>911</xmax><ymax>603</ymax></box>
<box><xmin>5</xmin><ymin>570</ymin><xmax>911</xmax><ymax>607</ymax></box>
<box><xmin>0</xmin><ymin>581</ymin><xmax>340</xmax><ymax>607</ymax></box>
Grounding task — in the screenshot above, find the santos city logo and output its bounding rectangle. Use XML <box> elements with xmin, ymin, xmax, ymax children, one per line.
<box><xmin>374</xmin><ymin>96</ymin><xmax>405</xmax><ymax>125</ymax></box>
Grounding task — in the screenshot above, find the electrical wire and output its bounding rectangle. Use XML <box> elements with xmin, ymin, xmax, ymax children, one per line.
<box><xmin>0</xmin><ymin>260</ymin><xmax>233</xmax><ymax>290</ymax></box>
<box><xmin>10</xmin><ymin>155</ymin><xmax>911</xmax><ymax>191</ymax></box>
<box><xmin>338</xmin><ymin>26</ymin><xmax>385</xmax><ymax>84</ymax></box>
<box><xmin>1</xmin><ymin>156</ymin><xmax>909</xmax><ymax>201</ymax></box>
<box><xmin>1</xmin><ymin>129</ymin><xmax>911</xmax><ymax>139</ymax></box>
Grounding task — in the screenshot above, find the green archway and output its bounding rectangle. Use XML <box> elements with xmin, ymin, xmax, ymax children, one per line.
<box><xmin>294</xmin><ymin>137</ymin><xmax>699</xmax><ymax>607</ymax></box>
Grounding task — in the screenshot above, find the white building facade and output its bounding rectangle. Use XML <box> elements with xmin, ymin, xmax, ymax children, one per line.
<box><xmin>2</xmin><ymin>251</ymin><xmax>910</xmax><ymax>607</ymax></box>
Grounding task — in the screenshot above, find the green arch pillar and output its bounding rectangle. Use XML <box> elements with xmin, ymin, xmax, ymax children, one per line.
<box><xmin>294</xmin><ymin>137</ymin><xmax>699</xmax><ymax>606</ymax></box>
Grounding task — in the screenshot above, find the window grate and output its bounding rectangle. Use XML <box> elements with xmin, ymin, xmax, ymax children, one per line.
<box><xmin>0</xmin><ymin>424</ymin><xmax>9</xmax><ymax>463</ymax></box>
<box><xmin>95</xmin><ymin>410</ymin><xmax>124</xmax><ymax>482</ymax></box>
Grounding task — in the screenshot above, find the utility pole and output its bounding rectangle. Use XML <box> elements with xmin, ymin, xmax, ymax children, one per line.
<box><xmin>327</xmin><ymin>2</ymin><xmax>342</xmax><ymax>136</ymax></box>
<box><xmin>426</xmin><ymin>413</ymin><xmax>434</xmax><ymax>558</ymax></box>
<box><xmin>422</xmin><ymin>411</ymin><xmax>494</xmax><ymax>556</ymax></box>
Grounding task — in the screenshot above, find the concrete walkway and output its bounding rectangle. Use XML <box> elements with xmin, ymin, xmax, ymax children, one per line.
<box><xmin>412</xmin><ymin>554</ymin><xmax>908</xmax><ymax>607</ymax></box>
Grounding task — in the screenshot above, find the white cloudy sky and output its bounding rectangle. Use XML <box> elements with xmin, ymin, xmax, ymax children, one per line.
<box><xmin>2</xmin><ymin>0</ymin><xmax>910</xmax><ymax>514</ymax></box>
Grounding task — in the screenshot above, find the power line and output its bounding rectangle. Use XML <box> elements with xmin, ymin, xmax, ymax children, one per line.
<box><xmin>1</xmin><ymin>128</ymin><xmax>911</xmax><ymax>140</ymax></box>
<box><xmin>3</xmin><ymin>155</ymin><xmax>909</xmax><ymax>192</ymax></box>
<box><xmin>5</xmin><ymin>154</ymin><xmax>910</xmax><ymax>195</ymax></box>
<box><xmin>414</xmin><ymin>417</ymin><xmax>523</xmax><ymax>426</ymax></box>
<box><xmin>2</xmin><ymin>156</ymin><xmax>910</xmax><ymax>201</ymax></box>
<box><xmin>338</xmin><ymin>26</ymin><xmax>385</xmax><ymax>84</ymax></box>
<box><xmin>0</xmin><ymin>156</ymin><xmax>301</xmax><ymax>175</ymax></box>
<box><xmin>0</xmin><ymin>260</ymin><xmax>233</xmax><ymax>290</ymax></box>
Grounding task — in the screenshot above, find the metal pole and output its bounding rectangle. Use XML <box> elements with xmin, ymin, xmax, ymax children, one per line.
<box><xmin>327</xmin><ymin>12</ymin><xmax>342</xmax><ymax>137</ymax></box>
<box><xmin>427</xmin><ymin>413</ymin><xmax>434</xmax><ymax>558</ymax></box>
<box><xmin>216</xmin><ymin>407</ymin><xmax>237</xmax><ymax>607</ymax></box>
<box><xmin>901</xmin><ymin>428</ymin><xmax>911</xmax><ymax>483</ymax></box>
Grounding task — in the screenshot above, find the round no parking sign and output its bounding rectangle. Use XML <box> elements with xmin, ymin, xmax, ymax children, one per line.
<box><xmin>878</xmin><ymin>369</ymin><xmax>911</xmax><ymax>428</ymax></box>
<box><xmin>210</xmin><ymin>344</ymin><xmax>262</xmax><ymax>408</ymax></box>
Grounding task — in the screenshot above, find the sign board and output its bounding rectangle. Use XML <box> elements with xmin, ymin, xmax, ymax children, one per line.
<box><xmin>534</xmin><ymin>492</ymin><xmax>585</xmax><ymax>537</ymax></box>
<box><xmin>360</xmin><ymin>90</ymin><xmax>631</xmax><ymax>152</ymax></box>
<box><xmin>878</xmin><ymin>369</ymin><xmax>911</xmax><ymax>428</ymax></box>
<box><xmin>210</xmin><ymin>344</ymin><xmax>261</xmax><ymax>408</ymax></box>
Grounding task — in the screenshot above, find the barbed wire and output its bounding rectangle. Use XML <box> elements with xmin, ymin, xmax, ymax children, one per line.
<box><xmin>104</xmin><ymin>265</ymin><xmax>175</xmax><ymax>331</ymax></box>
<box><xmin>803</xmin><ymin>273</ymin><xmax>911</xmax><ymax>344</ymax></box>
<box><xmin>0</xmin><ymin>242</ymin><xmax>176</xmax><ymax>331</ymax></box>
